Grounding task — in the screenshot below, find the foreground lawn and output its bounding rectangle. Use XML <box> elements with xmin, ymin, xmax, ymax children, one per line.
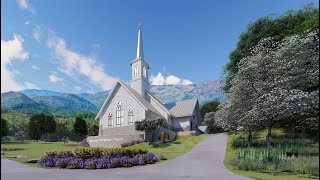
<box><xmin>1</xmin><ymin>140</ymin><xmax>81</xmax><ymax>167</ymax></box>
<box><xmin>1</xmin><ymin>135</ymin><xmax>205</xmax><ymax>168</ymax></box>
<box><xmin>126</xmin><ymin>134</ymin><xmax>205</xmax><ymax>161</ymax></box>
<box><xmin>224</xmin><ymin>130</ymin><xmax>319</xmax><ymax>180</ymax></box>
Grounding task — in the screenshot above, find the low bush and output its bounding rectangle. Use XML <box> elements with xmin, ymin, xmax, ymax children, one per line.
<box><xmin>230</xmin><ymin>156</ymin><xmax>319</xmax><ymax>176</ymax></box>
<box><xmin>121</xmin><ymin>139</ymin><xmax>143</xmax><ymax>148</ymax></box>
<box><xmin>158</xmin><ymin>154</ymin><xmax>167</xmax><ymax>160</ymax></box>
<box><xmin>232</xmin><ymin>134</ymin><xmax>312</xmax><ymax>149</ymax></box>
<box><xmin>42</xmin><ymin>148</ymin><xmax>148</xmax><ymax>159</ymax></box>
<box><xmin>159</xmin><ymin>132</ymin><xmax>170</xmax><ymax>141</ymax></box>
<box><xmin>38</xmin><ymin>151</ymin><xmax>158</xmax><ymax>169</ymax></box>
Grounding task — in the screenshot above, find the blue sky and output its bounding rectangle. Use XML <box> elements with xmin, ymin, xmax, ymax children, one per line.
<box><xmin>1</xmin><ymin>0</ymin><xmax>318</xmax><ymax>94</ymax></box>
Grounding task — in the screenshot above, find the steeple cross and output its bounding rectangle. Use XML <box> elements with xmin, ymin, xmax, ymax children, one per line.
<box><xmin>138</xmin><ymin>20</ymin><xmax>142</xmax><ymax>29</ymax></box>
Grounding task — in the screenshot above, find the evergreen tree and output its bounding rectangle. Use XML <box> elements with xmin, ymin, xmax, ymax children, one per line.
<box><xmin>73</xmin><ymin>116</ymin><xmax>87</xmax><ymax>141</ymax></box>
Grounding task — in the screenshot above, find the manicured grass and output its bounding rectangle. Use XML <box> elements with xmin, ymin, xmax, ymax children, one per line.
<box><xmin>1</xmin><ymin>135</ymin><xmax>205</xmax><ymax>167</ymax></box>
<box><xmin>126</xmin><ymin>134</ymin><xmax>205</xmax><ymax>161</ymax></box>
<box><xmin>224</xmin><ymin>129</ymin><xmax>319</xmax><ymax>180</ymax></box>
<box><xmin>1</xmin><ymin>141</ymin><xmax>81</xmax><ymax>167</ymax></box>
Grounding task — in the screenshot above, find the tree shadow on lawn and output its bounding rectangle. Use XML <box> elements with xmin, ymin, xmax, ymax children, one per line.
<box><xmin>149</xmin><ymin>142</ymin><xmax>172</xmax><ymax>148</ymax></box>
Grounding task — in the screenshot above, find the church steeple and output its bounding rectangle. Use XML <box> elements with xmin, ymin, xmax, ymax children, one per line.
<box><xmin>130</xmin><ymin>21</ymin><xmax>150</xmax><ymax>99</ymax></box>
<box><xmin>136</xmin><ymin>21</ymin><xmax>144</xmax><ymax>59</ymax></box>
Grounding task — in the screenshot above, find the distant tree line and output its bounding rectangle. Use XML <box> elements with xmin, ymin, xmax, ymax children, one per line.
<box><xmin>1</xmin><ymin>113</ymin><xmax>99</xmax><ymax>143</ymax></box>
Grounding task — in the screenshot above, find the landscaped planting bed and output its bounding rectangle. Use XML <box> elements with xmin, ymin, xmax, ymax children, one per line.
<box><xmin>226</xmin><ymin>131</ymin><xmax>319</xmax><ymax>178</ymax></box>
<box><xmin>38</xmin><ymin>148</ymin><xmax>159</xmax><ymax>169</ymax></box>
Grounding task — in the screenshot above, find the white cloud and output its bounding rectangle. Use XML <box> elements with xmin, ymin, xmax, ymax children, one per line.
<box><xmin>1</xmin><ymin>34</ymin><xmax>36</xmax><ymax>92</ymax></box>
<box><xmin>24</xmin><ymin>21</ymin><xmax>30</xmax><ymax>25</ymax></box>
<box><xmin>47</xmin><ymin>31</ymin><xmax>118</xmax><ymax>90</ymax></box>
<box><xmin>166</xmin><ymin>75</ymin><xmax>181</xmax><ymax>85</ymax></box>
<box><xmin>16</xmin><ymin>0</ymin><xmax>35</xmax><ymax>14</ymax></box>
<box><xmin>32</xmin><ymin>25</ymin><xmax>41</xmax><ymax>43</ymax></box>
<box><xmin>31</xmin><ymin>65</ymin><xmax>40</xmax><ymax>70</ymax></box>
<box><xmin>74</xmin><ymin>86</ymin><xmax>82</xmax><ymax>91</ymax></box>
<box><xmin>150</xmin><ymin>72</ymin><xmax>165</xmax><ymax>85</ymax></box>
<box><xmin>150</xmin><ymin>72</ymin><xmax>193</xmax><ymax>85</ymax></box>
<box><xmin>24</xmin><ymin>82</ymin><xmax>39</xmax><ymax>89</ymax></box>
<box><xmin>49</xmin><ymin>74</ymin><xmax>64</xmax><ymax>83</ymax></box>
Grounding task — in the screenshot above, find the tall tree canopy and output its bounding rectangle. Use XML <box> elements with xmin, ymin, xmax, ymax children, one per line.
<box><xmin>73</xmin><ymin>116</ymin><xmax>88</xmax><ymax>141</ymax></box>
<box><xmin>1</xmin><ymin>118</ymin><xmax>9</xmax><ymax>138</ymax></box>
<box><xmin>224</xmin><ymin>4</ymin><xmax>319</xmax><ymax>91</ymax></box>
<box><xmin>200</xmin><ymin>101</ymin><xmax>220</xmax><ymax>120</ymax></box>
<box><xmin>28</xmin><ymin>114</ymin><xmax>56</xmax><ymax>141</ymax></box>
<box><xmin>216</xmin><ymin>30</ymin><xmax>319</xmax><ymax>148</ymax></box>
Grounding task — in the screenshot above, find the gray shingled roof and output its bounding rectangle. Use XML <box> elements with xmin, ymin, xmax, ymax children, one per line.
<box><xmin>164</xmin><ymin>99</ymin><xmax>198</xmax><ymax>118</ymax></box>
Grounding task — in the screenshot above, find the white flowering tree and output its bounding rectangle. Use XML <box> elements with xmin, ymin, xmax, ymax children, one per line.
<box><xmin>215</xmin><ymin>30</ymin><xmax>319</xmax><ymax>148</ymax></box>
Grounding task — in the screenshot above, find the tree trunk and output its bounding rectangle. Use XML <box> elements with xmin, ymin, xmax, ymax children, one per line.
<box><xmin>266</xmin><ymin>126</ymin><xmax>272</xmax><ymax>149</ymax></box>
<box><xmin>247</xmin><ymin>131</ymin><xmax>252</xmax><ymax>148</ymax></box>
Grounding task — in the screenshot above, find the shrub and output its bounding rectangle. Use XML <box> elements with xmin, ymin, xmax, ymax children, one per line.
<box><xmin>159</xmin><ymin>132</ymin><xmax>170</xmax><ymax>141</ymax></box>
<box><xmin>80</xmin><ymin>140</ymin><xmax>90</xmax><ymax>147</ymax></box>
<box><xmin>135</xmin><ymin>152</ymin><xmax>158</xmax><ymax>164</ymax></box>
<box><xmin>121</xmin><ymin>139</ymin><xmax>143</xmax><ymax>148</ymax></box>
<box><xmin>38</xmin><ymin>157</ymin><xmax>58</xmax><ymax>167</ymax></box>
<box><xmin>158</xmin><ymin>154</ymin><xmax>167</xmax><ymax>160</ymax></box>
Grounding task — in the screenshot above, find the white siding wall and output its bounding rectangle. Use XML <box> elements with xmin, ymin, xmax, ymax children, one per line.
<box><xmin>100</xmin><ymin>85</ymin><xmax>146</xmax><ymax>131</ymax></box>
<box><xmin>172</xmin><ymin>117</ymin><xmax>191</xmax><ymax>131</ymax></box>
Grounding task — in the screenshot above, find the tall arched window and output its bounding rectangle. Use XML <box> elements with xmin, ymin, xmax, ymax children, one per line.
<box><xmin>143</xmin><ymin>67</ymin><xmax>147</xmax><ymax>78</ymax></box>
<box><xmin>128</xmin><ymin>108</ymin><xmax>134</xmax><ymax>125</ymax></box>
<box><xmin>116</xmin><ymin>102</ymin><xmax>124</xmax><ymax>127</ymax></box>
<box><xmin>134</xmin><ymin>65</ymin><xmax>139</xmax><ymax>76</ymax></box>
<box><xmin>108</xmin><ymin>113</ymin><xmax>113</xmax><ymax>127</ymax></box>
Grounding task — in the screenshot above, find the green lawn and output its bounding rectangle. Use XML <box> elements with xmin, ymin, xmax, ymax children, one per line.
<box><xmin>1</xmin><ymin>134</ymin><xmax>205</xmax><ymax>167</ymax></box>
<box><xmin>126</xmin><ymin>134</ymin><xmax>205</xmax><ymax>161</ymax></box>
<box><xmin>224</xmin><ymin>130</ymin><xmax>319</xmax><ymax>180</ymax></box>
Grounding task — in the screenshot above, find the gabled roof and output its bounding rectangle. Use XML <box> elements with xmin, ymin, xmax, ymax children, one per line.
<box><xmin>164</xmin><ymin>99</ymin><xmax>198</xmax><ymax>118</ymax></box>
<box><xmin>146</xmin><ymin>92</ymin><xmax>172</xmax><ymax>116</ymax></box>
<box><xmin>95</xmin><ymin>81</ymin><xmax>162</xmax><ymax>120</ymax></box>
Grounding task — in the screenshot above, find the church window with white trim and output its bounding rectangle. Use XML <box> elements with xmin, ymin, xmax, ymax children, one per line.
<box><xmin>128</xmin><ymin>108</ymin><xmax>134</xmax><ymax>125</ymax></box>
<box><xmin>116</xmin><ymin>102</ymin><xmax>124</xmax><ymax>127</ymax></box>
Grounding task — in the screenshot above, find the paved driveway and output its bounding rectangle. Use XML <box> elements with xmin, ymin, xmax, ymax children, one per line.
<box><xmin>1</xmin><ymin>133</ymin><xmax>252</xmax><ymax>180</ymax></box>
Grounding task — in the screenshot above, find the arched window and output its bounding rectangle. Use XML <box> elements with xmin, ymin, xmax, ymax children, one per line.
<box><xmin>128</xmin><ymin>108</ymin><xmax>134</xmax><ymax>125</ymax></box>
<box><xmin>108</xmin><ymin>113</ymin><xmax>113</xmax><ymax>127</ymax></box>
<box><xmin>116</xmin><ymin>102</ymin><xmax>124</xmax><ymax>127</ymax></box>
<box><xmin>134</xmin><ymin>65</ymin><xmax>139</xmax><ymax>76</ymax></box>
<box><xmin>143</xmin><ymin>67</ymin><xmax>147</xmax><ymax>78</ymax></box>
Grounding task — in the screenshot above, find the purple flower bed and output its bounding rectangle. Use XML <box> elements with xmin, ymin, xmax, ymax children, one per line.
<box><xmin>38</xmin><ymin>149</ymin><xmax>158</xmax><ymax>169</ymax></box>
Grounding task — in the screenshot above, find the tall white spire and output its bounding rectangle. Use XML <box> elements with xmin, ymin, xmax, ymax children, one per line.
<box><xmin>136</xmin><ymin>21</ymin><xmax>144</xmax><ymax>59</ymax></box>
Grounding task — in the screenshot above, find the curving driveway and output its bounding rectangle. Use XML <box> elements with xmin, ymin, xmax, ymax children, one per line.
<box><xmin>1</xmin><ymin>133</ymin><xmax>251</xmax><ymax>180</ymax></box>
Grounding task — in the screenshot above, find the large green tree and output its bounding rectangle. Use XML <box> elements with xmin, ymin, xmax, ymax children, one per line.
<box><xmin>224</xmin><ymin>4</ymin><xmax>319</xmax><ymax>91</ymax></box>
<box><xmin>1</xmin><ymin>118</ymin><xmax>9</xmax><ymax>138</ymax></box>
<box><xmin>28</xmin><ymin>114</ymin><xmax>56</xmax><ymax>142</ymax></box>
<box><xmin>88</xmin><ymin>124</ymin><xmax>99</xmax><ymax>136</ymax></box>
<box><xmin>200</xmin><ymin>101</ymin><xmax>220</xmax><ymax>120</ymax></box>
<box><xmin>38</xmin><ymin>115</ymin><xmax>56</xmax><ymax>141</ymax></box>
<box><xmin>73</xmin><ymin>116</ymin><xmax>88</xmax><ymax>141</ymax></box>
<box><xmin>28</xmin><ymin>114</ymin><xmax>42</xmax><ymax>141</ymax></box>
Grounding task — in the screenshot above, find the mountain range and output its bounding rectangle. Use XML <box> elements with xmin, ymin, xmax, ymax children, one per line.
<box><xmin>1</xmin><ymin>81</ymin><xmax>227</xmax><ymax>117</ymax></box>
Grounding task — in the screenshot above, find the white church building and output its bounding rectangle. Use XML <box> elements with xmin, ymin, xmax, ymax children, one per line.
<box><xmin>87</xmin><ymin>24</ymin><xmax>201</xmax><ymax>147</ymax></box>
